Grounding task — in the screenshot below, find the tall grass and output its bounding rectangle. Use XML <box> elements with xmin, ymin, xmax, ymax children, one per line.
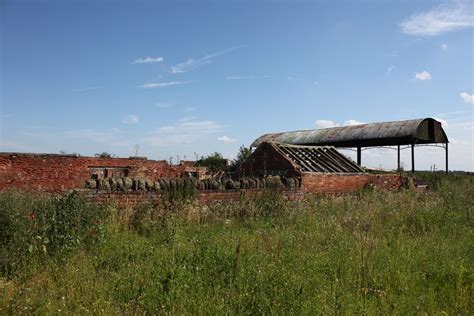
<box><xmin>0</xmin><ymin>174</ymin><xmax>472</xmax><ymax>314</ymax></box>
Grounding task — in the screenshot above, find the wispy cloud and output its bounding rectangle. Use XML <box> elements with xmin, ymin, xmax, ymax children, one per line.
<box><xmin>217</xmin><ymin>135</ymin><xmax>236</xmax><ymax>143</ymax></box>
<box><xmin>460</xmin><ymin>92</ymin><xmax>474</xmax><ymax>104</ymax></box>
<box><xmin>139</xmin><ymin>81</ymin><xmax>191</xmax><ymax>89</ymax></box>
<box><xmin>315</xmin><ymin>120</ymin><xmax>339</xmax><ymax>129</ymax></box>
<box><xmin>62</xmin><ymin>129</ymin><xmax>120</xmax><ymax>143</ymax></box>
<box><xmin>171</xmin><ymin>46</ymin><xmax>240</xmax><ymax>74</ymax></box>
<box><xmin>441</xmin><ymin>43</ymin><xmax>448</xmax><ymax>50</ymax></box>
<box><xmin>344</xmin><ymin>119</ymin><xmax>366</xmax><ymax>126</ymax></box>
<box><xmin>132</xmin><ymin>56</ymin><xmax>164</xmax><ymax>64</ymax></box>
<box><xmin>142</xmin><ymin>119</ymin><xmax>224</xmax><ymax>146</ymax></box>
<box><xmin>226</xmin><ymin>75</ymin><xmax>268</xmax><ymax>80</ymax></box>
<box><xmin>434</xmin><ymin>117</ymin><xmax>449</xmax><ymax>127</ymax></box>
<box><xmin>122</xmin><ymin>115</ymin><xmax>139</xmax><ymax>125</ymax></box>
<box><xmin>415</xmin><ymin>71</ymin><xmax>431</xmax><ymax>80</ymax></box>
<box><xmin>315</xmin><ymin>119</ymin><xmax>365</xmax><ymax>129</ymax></box>
<box><xmin>72</xmin><ymin>86</ymin><xmax>101</xmax><ymax>92</ymax></box>
<box><xmin>400</xmin><ymin>1</ymin><xmax>474</xmax><ymax>36</ymax></box>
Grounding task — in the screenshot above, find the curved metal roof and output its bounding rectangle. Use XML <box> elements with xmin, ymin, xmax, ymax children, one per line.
<box><xmin>251</xmin><ymin>118</ymin><xmax>448</xmax><ymax>148</ymax></box>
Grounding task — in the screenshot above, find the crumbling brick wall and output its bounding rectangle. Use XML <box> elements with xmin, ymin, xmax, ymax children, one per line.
<box><xmin>0</xmin><ymin>153</ymin><xmax>200</xmax><ymax>192</ymax></box>
<box><xmin>81</xmin><ymin>188</ymin><xmax>304</xmax><ymax>207</ymax></box>
<box><xmin>301</xmin><ymin>173</ymin><xmax>403</xmax><ymax>194</ymax></box>
<box><xmin>238</xmin><ymin>142</ymin><xmax>301</xmax><ymax>178</ymax></box>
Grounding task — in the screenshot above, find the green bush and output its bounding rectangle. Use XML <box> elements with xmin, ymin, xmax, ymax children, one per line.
<box><xmin>0</xmin><ymin>190</ymin><xmax>107</xmax><ymax>277</ymax></box>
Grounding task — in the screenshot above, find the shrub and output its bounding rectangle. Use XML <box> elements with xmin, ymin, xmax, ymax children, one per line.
<box><xmin>0</xmin><ymin>190</ymin><xmax>107</xmax><ymax>277</ymax></box>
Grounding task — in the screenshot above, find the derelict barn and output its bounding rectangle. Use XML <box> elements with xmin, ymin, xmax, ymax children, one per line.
<box><xmin>238</xmin><ymin>142</ymin><xmax>404</xmax><ymax>194</ymax></box>
<box><xmin>239</xmin><ymin>142</ymin><xmax>363</xmax><ymax>178</ymax></box>
<box><xmin>251</xmin><ymin>118</ymin><xmax>449</xmax><ymax>173</ymax></box>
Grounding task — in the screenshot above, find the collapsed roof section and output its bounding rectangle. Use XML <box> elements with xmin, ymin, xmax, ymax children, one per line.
<box><xmin>238</xmin><ymin>142</ymin><xmax>364</xmax><ymax>177</ymax></box>
<box><xmin>251</xmin><ymin>118</ymin><xmax>448</xmax><ymax>148</ymax></box>
<box><xmin>273</xmin><ymin>143</ymin><xmax>364</xmax><ymax>173</ymax></box>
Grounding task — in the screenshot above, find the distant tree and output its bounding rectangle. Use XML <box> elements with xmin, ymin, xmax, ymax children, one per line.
<box><xmin>230</xmin><ymin>145</ymin><xmax>253</xmax><ymax>171</ymax></box>
<box><xmin>94</xmin><ymin>152</ymin><xmax>114</xmax><ymax>158</ymax></box>
<box><xmin>196</xmin><ymin>152</ymin><xmax>228</xmax><ymax>172</ymax></box>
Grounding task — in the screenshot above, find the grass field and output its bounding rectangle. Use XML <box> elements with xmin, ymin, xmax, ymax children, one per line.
<box><xmin>1</xmin><ymin>173</ymin><xmax>473</xmax><ymax>314</ymax></box>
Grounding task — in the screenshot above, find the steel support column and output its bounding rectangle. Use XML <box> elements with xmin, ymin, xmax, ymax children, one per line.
<box><xmin>411</xmin><ymin>144</ymin><xmax>415</xmax><ymax>174</ymax></box>
<box><xmin>357</xmin><ymin>147</ymin><xmax>361</xmax><ymax>166</ymax></box>
<box><xmin>397</xmin><ymin>145</ymin><xmax>401</xmax><ymax>171</ymax></box>
<box><xmin>445</xmin><ymin>143</ymin><xmax>449</xmax><ymax>174</ymax></box>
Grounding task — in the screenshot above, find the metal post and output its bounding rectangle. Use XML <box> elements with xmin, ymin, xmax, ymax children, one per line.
<box><xmin>445</xmin><ymin>143</ymin><xmax>449</xmax><ymax>174</ymax></box>
<box><xmin>357</xmin><ymin>147</ymin><xmax>361</xmax><ymax>166</ymax></box>
<box><xmin>397</xmin><ymin>145</ymin><xmax>401</xmax><ymax>171</ymax></box>
<box><xmin>411</xmin><ymin>144</ymin><xmax>415</xmax><ymax>174</ymax></box>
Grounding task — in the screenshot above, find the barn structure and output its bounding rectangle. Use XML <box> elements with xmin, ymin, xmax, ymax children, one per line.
<box><xmin>238</xmin><ymin>142</ymin><xmax>403</xmax><ymax>194</ymax></box>
<box><xmin>251</xmin><ymin>118</ymin><xmax>449</xmax><ymax>173</ymax></box>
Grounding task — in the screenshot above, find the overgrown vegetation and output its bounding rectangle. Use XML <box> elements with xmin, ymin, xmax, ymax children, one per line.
<box><xmin>230</xmin><ymin>145</ymin><xmax>253</xmax><ymax>171</ymax></box>
<box><xmin>196</xmin><ymin>152</ymin><xmax>228</xmax><ymax>172</ymax></box>
<box><xmin>0</xmin><ymin>174</ymin><xmax>472</xmax><ymax>314</ymax></box>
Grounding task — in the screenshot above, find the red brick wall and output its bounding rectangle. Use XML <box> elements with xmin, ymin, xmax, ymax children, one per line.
<box><xmin>301</xmin><ymin>173</ymin><xmax>403</xmax><ymax>194</ymax></box>
<box><xmin>367</xmin><ymin>173</ymin><xmax>404</xmax><ymax>190</ymax></box>
<box><xmin>80</xmin><ymin>189</ymin><xmax>304</xmax><ymax>207</ymax></box>
<box><xmin>0</xmin><ymin>153</ymin><xmax>196</xmax><ymax>192</ymax></box>
<box><xmin>80</xmin><ymin>174</ymin><xmax>403</xmax><ymax>207</ymax></box>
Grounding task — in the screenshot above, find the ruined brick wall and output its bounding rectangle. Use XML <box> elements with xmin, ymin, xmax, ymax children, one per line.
<box><xmin>238</xmin><ymin>142</ymin><xmax>301</xmax><ymax>178</ymax></box>
<box><xmin>81</xmin><ymin>173</ymin><xmax>403</xmax><ymax>207</ymax></box>
<box><xmin>81</xmin><ymin>189</ymin><xmax>304</xmax><ymax>207</ymax></box>
<box><xmin>301</xmin><ymin>173</ymin><xmax>403</xmax><ymax>194</ymax></box>
<box><xmin>301</xmin><ymin>174</ymin><xmax>369</xmax><ymax>194</ymax></box>
<box><xmin>0</xmin><ymin>153</ymin><xmax>197</xmax><ymax>192</ymax></box>
<box><xmin>367</xmin><ymin>173</ymin><xmax>404</xmax><ymax>190</ymax></box>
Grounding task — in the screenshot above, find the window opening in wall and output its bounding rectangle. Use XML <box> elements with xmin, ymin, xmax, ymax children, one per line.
<box><xmin>88</xmin><ymin>167</ymin><xmax>130</xmax><ymax>179</ymax></box>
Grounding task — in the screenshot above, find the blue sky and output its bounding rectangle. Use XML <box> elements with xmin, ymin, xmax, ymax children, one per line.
<box><xmin>1</xmin><ymin>0</ymin><xmax>473</xmax><ymax>170</ymax></box>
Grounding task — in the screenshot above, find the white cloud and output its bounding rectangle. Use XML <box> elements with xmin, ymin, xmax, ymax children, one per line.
<box><xmin>122</xmin><ymin>115</ymin><xmax>139</xmax><ymax>125</ymax></box>
<box><xmin>442</xmin><ymin>43</ymin><xmax>448</xmax><ymax>50</ymax></box>
<box><xmin>400</xmin><ymin>1</ymin><xmax>474</xmax><ymax>36</ymax></box>
<box><xmin>139</xmin><ymin>81</ymin><xmax>191</xmax><ymax>89</ymax></box>
<box><xmin>63</xmin><ymin>129</ymin><xmax>119</xmax><ymax>143</ymax></box>
<box><xmin>132</xmin><ymin>56</ymin><xmax>164</xmax><ymax>64</ymax></box>
<box><xmin>415</xmin><ymin>71</ymin><xmax>432</xmax><ymax>80</ymax></box>
<box><xmin>171</xmin><ymin>47</ymin><xmax>239</xmax><ymax>74</ymax></box>
<box><xmin>142</xmin><ymin>119</ymin><xmax>224</xmax><ymax>147</ymax></box>
<box><xmin>344</xmin><ymin>119</ymin><xmax>366</xmax><ymax>126</ymax></box>
<box><xmin>460</xmin><ymin>92</ymin><xmax>474</xmax><ymax>104</ymax></box>
<box><xmin>226</xmin><ymin>75</ymin><xmax>268</xmax><ymax>80</ymax></box>
<box><xmin>315</xmin><ymin>119</ymin><xmax>366</xmax><ymax>129</ymax></box>
<box><xmin>315</xmin><ymin>120</ymin><xmax>339</xmax><ymax>129</ymax></box>
<box><xmin>217</xmin><ymin>135</ymin><xmax>236</xmax><ymax>143</ymax></box>
<box><xmin>434</xmin><ymin>117</ymin><xmax>449</xmax><ymax>127</ymax></box>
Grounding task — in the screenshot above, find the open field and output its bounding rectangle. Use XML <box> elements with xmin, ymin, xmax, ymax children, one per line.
<box><xmin>0</xmin><ymin>173</ymin><xmax>473</xmax><ymax>314</ymax></box>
